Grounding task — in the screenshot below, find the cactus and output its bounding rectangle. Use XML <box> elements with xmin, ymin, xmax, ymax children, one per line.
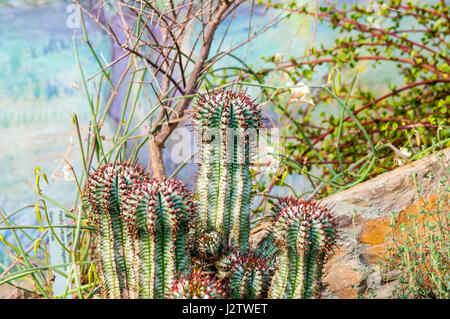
<box><xmin>85</xmin><ymin>161</ymin><xmax>148</xmax><ymax>298</ymax></box>
<box><xmin>220</xmin><ymin>250</ymin><xmax>274</xmax><ymax>299</ymax></box>
<box><xmin>268</xmin><ymin>198</ymin><xmax>337</xmax><ymax>299</ymax></box>
<box><xmin>122</xmin><ymin>177</ymin><xmax>195</xmax><ymax>298</ymax></box>
<box><xmin>188</xmin><ymin>226</ymin><xmax>224</xmax><ymax>269</ymax></box>
<box><xmin>86</xmin><ymin>162</ymin><xmax>195</xmax><ymax>298</ymax></box>
<box><xmin>193</xmin><ymin>88</ymin><xmax>262</xmax><ymax>253</ymax></box>
<box><xmin>84</xmin><ymin>88</ymin><xmax>340</xmax><ymax>300</ymax></box>
<box><xmin>170</xmin><ymin>272</ymin><xmax>227</xmax><ymax>299</ymax></box>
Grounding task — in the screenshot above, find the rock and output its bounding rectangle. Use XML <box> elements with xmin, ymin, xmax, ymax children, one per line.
<box><xmin>0</xmin><ymin>281</ymin><xmax>40</xmax><ymax>299</ymax></box>
<box><xmin>322</xmin><ymin>246</ymin><xmax>363</xmax><ymax>299</ymax></box>
<box><xmin>250</xmin><ymin>148</ymin><xmax>449</xmax><ymax>298</ymax></box>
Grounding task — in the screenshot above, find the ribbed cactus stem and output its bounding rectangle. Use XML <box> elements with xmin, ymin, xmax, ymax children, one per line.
<box><xmin>170</xmin><ymin>272</ymin><xmax>227</xmax><ymax>299</ymax></box>
<box><xmin>193</xmin><ymin>88</ymin><xmax>262</xmax><ymax>253</ymax></box>
<box><xmin>268</xmin><ymin>198</ymin><xmax>337</xmax><ymax>299</ymax></box>
<box><xmin>86</xmin><ymin>161</ymin><xmax>148</xmax><ymax>298</ymax></box>
<box><xmin>225</xmin><ymin>251</ymin><xmax>273</xmax><ymax>299</ymax></box>
<box><xmin>123</xmin><ymin>178</ymin><xmax>195</xmax><ymax>298</ymax></box>
<box><xmin>86</xmin><ymin>162</ymin><xmax>194</xmax><ymax>299</ymax></box>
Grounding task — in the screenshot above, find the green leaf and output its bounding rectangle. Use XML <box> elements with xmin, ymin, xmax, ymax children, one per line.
<box><xmin>35</xmin><ymin>202</ymin><xmax>42</xmax><ymax>225</ymax></box>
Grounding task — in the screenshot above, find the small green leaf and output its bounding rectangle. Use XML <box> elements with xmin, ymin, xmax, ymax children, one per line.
<box><xmin>35</xmin><ymin>202</ymin><xmax>42</xmax><ymax>224</ymax></box>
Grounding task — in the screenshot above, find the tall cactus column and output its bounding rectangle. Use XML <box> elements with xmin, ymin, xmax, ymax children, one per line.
<box><xmin>193</xmin><ymin>88</ymin><xmax>262</xmax><ymax>253</ymax></box>
<box><xmin>268</xmin><ymin>198</ymin><xmax>337</xmax><ymax>299</ymax></box>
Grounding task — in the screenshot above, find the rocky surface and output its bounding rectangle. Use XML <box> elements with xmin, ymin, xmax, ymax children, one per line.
<box><xmin>251</xmin><ymin>148</ymin><xmax>449</xmax><ymax>299</ymax></box>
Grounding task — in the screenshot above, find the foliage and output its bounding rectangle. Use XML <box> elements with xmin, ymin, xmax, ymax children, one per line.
<box><xmin>249</xmin><ymin>0</ymin><xmax>449</xmax><ymax>199</ymax></box>
<box><xmin>384</xmin><ymin>152</ymin><xmax>449</xmax><ymax>299</ymax></box>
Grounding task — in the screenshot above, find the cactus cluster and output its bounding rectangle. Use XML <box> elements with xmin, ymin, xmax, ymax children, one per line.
<box><xmin>84</xmin><ymin>88</ymin><xmax>338</xmax><ymax>299</ymax></box>
<box><xmin>86</xmin><ymin>162</ymin><xmax>194</xmax><ymax>298</ymax></box>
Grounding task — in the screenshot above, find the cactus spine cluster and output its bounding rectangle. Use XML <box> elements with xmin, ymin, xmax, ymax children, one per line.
<box><xmin>86</xmin><ymin>162</ymin><xmax>194</xmax><ymax>298</ymax></box>
<box><xmin>193</xmin><ymin>88</ymin><xmax>262</xmax><ymax>253</ymax></box>
<box><xmin>268</xmin><ymin>198</ymin><xmax>337</xmax><ymax>299</ymax></box>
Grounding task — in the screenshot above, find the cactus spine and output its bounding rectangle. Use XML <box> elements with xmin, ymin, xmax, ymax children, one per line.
<box><xmin>193</xmin><ymin>88</ymin><xmax>262</xmax><ymax>253</ymax></box>
<box><xmin>86</xmin><ymin>162</ymin><xmax>194</xmax><ymax>298</ymax></box>
<box><xmin>268</xmin><ymin>198</ymin><xmax>337</xmax><ymax>299</ymax></box>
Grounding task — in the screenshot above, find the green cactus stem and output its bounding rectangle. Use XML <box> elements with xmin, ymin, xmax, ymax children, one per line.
<box><xmin>193</xmin><ymin>88</ymin><xmax>262</xmax><ymax>253</ymax></box>
<box><xmin>268</xmin><ymin>198</ymin><xmax>337</xmax><ymax>299</ymax></box>
<box><xmin>224</xmin><ymin>250</ymin><xmax>273</xmax><ymax>299</ymax></box>
<box><xmin>86</xmin><ymin>162</ymin><xmax>194</xmax><ymax>299</ymax></box>
<box><xmin>122</xmin><ymin>177</ymin><xmax>195</xmax><ymax>298</ymax></box>
<box><xmin>170</xmin><ymin>272</ymin><xmax>227</xmax><ymax>299</ymax></box>
<box><xmin>85</xmin><ymin>161</ymin><xmax>148</xmax><ymax>298</ymax></box>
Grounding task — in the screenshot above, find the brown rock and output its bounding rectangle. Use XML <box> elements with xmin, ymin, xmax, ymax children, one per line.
<box><xmin>322</xmin><ymin>246</ymin><xmax>363</xmax><ymax>299</ymax></box>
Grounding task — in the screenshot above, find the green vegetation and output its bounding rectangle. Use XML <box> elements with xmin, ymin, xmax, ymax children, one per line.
<box><xmin>384</xmin><ymin>153</ymin><xmax>449</xmax><ymax>299</ymax></box>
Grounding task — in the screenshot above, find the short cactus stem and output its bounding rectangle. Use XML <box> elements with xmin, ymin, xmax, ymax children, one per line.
<box><xmin>224</xmin><ymin>250</ymin><xmax>274</xmax><ymax>299</ymax></box>
<box><xmin>170</xmin><ymin>272</ymin><xmax>227</xmax><ymax>299</ymax></box>
<box><xmin>188</xmin><ymin>225</ymin><xmax>224</xmax><ymax>267</ymax></box>
<box><xmin>268</xmin><ymin>198</ymin><xmax>337</xmax><ymax>299</ymax></box>
<box><xmin>85</xmin><ymin>161</ymin><xmax>148</xmax><ymax>298</ymax></box>
<box><xmin>86</xmin><ymin>162</ymin><xmax>194</xmax><ymax>299</ymax></box>
<box><xmin>123</xmin><ymin>177</ymin><xmax>195</xmax><ymax>298</ymax></box>
<box><xmin>193</xmin><ymin>88</ymin><xmax>262</xmax><ymax>253</ymax></box>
